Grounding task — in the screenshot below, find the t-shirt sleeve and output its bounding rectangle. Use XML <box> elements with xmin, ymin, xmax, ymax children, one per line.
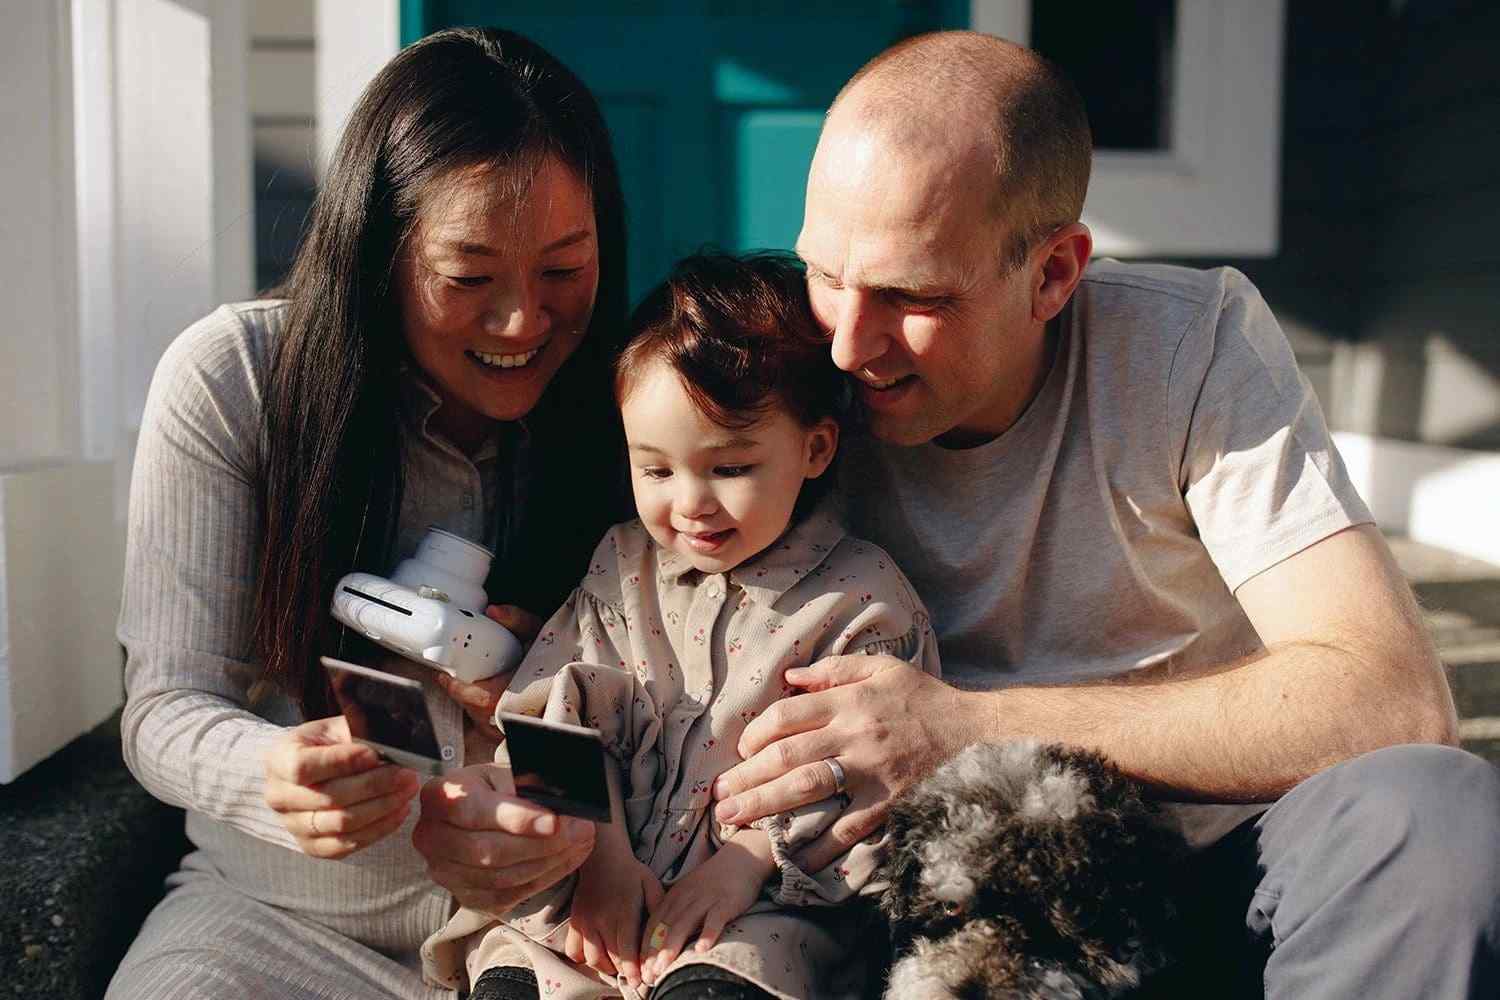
<box><xmin>117</xmin><ymin>306</ymin><xmax>302</xmax><ymax>851</ymax></box>
<box><xmin>1169</xmin><ymin>270</ymin><xmax>1373</xmax><ymax>592</ymax></box>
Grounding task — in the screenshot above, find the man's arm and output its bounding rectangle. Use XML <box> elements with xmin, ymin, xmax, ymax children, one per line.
<box><xmin>712</xmin><ymin>523</ymin><xmax>1457</xmax><ymax>870</ymax></box>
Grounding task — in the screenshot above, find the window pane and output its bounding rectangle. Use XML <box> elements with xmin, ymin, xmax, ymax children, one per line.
<box><xmin>1030</xmin><ymin>0</ymin><xmax>1176</xmax><ymax>151</ymax></box>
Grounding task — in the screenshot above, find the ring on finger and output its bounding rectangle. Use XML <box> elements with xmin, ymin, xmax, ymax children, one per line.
<box><xmin>648</xmin><ymin>922</ymin><xmax>669</xmax><ymax>950</ymax></box>
<box><xmin>308</xmin><ymin>809</ymin><xmax>321</xmax><ymax>836</ymax></box>
<box><xmin>823</xmin><ymin>757</ymin><xmax>848</xmax><ymax>795</ymax></box>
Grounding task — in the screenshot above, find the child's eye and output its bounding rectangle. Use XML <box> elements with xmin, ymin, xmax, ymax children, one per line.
<box><xmin>714</xmin><ymin>465</ymin><xmax>754</xmax><ymax>478</ymax></box>
<box><xmin>640</xmin><ymin>467</ymin><xmax>671</xmax><ymax>480</ymax></box>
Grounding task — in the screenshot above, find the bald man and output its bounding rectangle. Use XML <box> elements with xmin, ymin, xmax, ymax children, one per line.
<box><xmin>708</xmin><ymin>32</ymin><xmax>1500</xmax><ymax>998</ymax></box>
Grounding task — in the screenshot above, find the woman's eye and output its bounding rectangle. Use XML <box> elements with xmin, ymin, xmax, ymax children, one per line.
<box><xmin>445</xmin><ymin>275</ymin><xmax>490</xmax><ymax>288</ymax></box>
<box><xmin>640</xmin><ymin>467</ymin><xmax>670</xmax><ymax>480</ymax></box>
<box><xmin>714</xmin><ymin>465</ymin><xmax>753</xmax><ymax>478</ymax></box>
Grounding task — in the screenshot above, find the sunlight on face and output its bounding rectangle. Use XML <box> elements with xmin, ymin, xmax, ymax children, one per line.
<box><xmin>797</xmin><ymin>117</ymin><xmax>1047</xmax><ymax>447</ymax></box>
<box><xmin>396</xmin><ymin>156</ymin><xmax>600</xmax><ymax>452</ymax></box>
<box><xmin>620</xmin><ymin>361</ymin><xmax>837</xmax><ymax>574</ymax></box>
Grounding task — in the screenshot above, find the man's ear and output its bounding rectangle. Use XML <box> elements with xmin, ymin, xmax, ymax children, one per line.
<box><xmin>1031</xmin><ymin>222</ymin><xmax>1092</xmax><ymax>324</ymax></box>
<box><xmin>804</xmin><ymin>417</ymin><xmax>840</xmax><ymax>479</ymax></box>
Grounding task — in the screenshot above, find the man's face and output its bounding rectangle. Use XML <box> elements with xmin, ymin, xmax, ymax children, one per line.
<box><xmin>796</xmin><ymin>122</ymin><xmax>1048</xmax><ymax>447</ymax></box>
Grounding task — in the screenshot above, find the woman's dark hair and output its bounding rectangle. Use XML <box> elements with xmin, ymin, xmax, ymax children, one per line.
<box><xmin>615</xmin><ymin>251</ymin><xmax>850</xmax><ymax>516</ymax></box>
<box><xmin>255</xmin><ymin>28</ymin><xmax>628</xmax><ymax>718</ymax></box>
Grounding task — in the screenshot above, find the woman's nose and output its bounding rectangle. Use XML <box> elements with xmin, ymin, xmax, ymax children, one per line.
<box><xmin>483</xmin><ymin>279</ymin><xmax>548</xmax><ymax>340</ymax></box>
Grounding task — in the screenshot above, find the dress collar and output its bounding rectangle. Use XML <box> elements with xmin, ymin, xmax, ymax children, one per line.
<box><xmin>397</xmin><ymin>363</ymin><xmax>521</xmax><ymax>463</ymax></box>
<box><xmin>658</xmin><ymin>501</ymin><xmax>846</xmax><ymax>608</ymax></box>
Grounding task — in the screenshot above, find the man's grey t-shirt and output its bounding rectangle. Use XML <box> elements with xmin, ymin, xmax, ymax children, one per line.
<box><xmin>841</xmin><ymin>261</ymin><xmax>1373</xmax><ymax>843</ymax></box>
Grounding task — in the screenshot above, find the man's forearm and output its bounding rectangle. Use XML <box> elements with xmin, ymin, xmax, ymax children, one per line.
<box><xmin>963</xmin><ymin>640</ymin><xmax>1457</xmax><ymax>802</ymax></box>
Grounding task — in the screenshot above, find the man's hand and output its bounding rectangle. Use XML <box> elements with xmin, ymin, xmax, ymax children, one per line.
<box><xmin>565</xmin><ymin>849</ymin><xmax>663</xmax><ymax>989</ymax></box>
<box><xmin>411</xmin><ymin>763</ymin><xmax>595</xmax><ymax>918</ymax></box>
<box><xmin>712</xmin><ymin>655</ymin><xmax>973</xmax><ymax>872</ymax></box>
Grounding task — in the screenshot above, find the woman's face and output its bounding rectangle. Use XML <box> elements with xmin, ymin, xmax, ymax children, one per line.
<box><xmin>396</xmin><ymin>156</ymin><xmax>600</xmax><ymax>449</ymax></box>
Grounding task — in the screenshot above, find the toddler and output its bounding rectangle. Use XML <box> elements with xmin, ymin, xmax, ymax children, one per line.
<box><xmin>422</xmin><ymin>252</ymin><xmax>939</xmax><ymax>1000</ymax></box>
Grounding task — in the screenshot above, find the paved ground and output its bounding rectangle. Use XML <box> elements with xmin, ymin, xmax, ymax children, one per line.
<box><xmin>1389</xmin><ymin>538</ymin><xmax>1500</xmax><ymax>762</ymax></box>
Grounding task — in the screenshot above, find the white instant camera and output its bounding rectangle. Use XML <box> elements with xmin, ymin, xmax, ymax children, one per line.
<box><xmin>330</xmin><ymin>527</ymin><xmax>523</xmax><ymax>683</ymax></box>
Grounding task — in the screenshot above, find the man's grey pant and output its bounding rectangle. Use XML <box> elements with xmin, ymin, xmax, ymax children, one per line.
<box><xmin>1187</xmin><ymin>744</ymin><xmax>1500</xmax><ymax>999</ymax></box>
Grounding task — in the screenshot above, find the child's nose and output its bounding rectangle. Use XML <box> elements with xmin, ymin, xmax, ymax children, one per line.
<box><xmin>676</xmin><ymin>480</ymin><xmax>718</xmax><ymax>519</ymax></box>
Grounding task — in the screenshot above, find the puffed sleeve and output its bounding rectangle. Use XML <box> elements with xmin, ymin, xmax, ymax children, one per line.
<box><xmin>495</xmin><ymin>532</ymin><xmax>663</xmax><ymax>802</ymax></box>
<box><xmin>757</xmin><ymin>552</ymin><xmax>941</xmax><ymax>906</ymax></box>
<box><xmin>117</xmin><ymin>305</ymin><xmax>303</xmax><ymax>851</ymax></box>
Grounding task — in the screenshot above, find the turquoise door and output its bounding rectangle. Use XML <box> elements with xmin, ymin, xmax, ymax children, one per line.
<box><xmin>403</xmin><ymin>1</ymin><xmax>967</xmax><ymax>301</ymax></box>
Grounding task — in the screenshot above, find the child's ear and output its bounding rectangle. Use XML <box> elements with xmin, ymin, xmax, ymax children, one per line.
<box><xmin>803</xmin><ymin>418</ymin><xmax>839</xmax><ymax>479</ymax></box>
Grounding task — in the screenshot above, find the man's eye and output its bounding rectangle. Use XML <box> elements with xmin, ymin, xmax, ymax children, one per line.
<box><xmin>714</xmin><ymin>465</ymin><xmax>753</xmax><ymax>478</ymax></box>
<box><xmin>543</xmin><ymin>266</ymin><xmax>586</xmax><ymax>281</ymax></box>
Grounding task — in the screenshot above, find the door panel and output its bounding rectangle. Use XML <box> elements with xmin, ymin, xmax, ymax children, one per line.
<box><xmin>409</xmin><ymin>1</ymin><xmax>966</xmax><ymax>299</ymax></box>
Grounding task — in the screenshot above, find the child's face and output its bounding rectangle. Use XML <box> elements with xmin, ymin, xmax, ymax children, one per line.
<box><xmin>621</xmin><ymin>360</ymin><xmax>837</xmax><ymax>575</ymax></box>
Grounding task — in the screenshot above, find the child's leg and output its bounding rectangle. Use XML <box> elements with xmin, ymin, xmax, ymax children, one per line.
<box><xmin>470</xmin><ymin>965</ymin><xmax>540</xmax><ymax>1000</ymax></box>
<box><xmin>652</xmin><ymin>965</ymin><xmax>775</xmax><ymax>1000</ymax></box>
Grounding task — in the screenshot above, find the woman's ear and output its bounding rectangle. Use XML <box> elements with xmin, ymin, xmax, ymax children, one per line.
<box><xmin>804</xmin><ymin>418</ymin><xmax>840</xmax><ymax>479</ymax></box>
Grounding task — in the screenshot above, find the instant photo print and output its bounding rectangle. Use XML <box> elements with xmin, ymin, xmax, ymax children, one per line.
<box><xmin>321</xmin><ymin>656</ymin><xmax>444</xmax><ymax>776</ymax></box>
<box><xmin>497</xmin><ymin>711</ymin><xmax>612</xmax><ymax>823</ymax></box>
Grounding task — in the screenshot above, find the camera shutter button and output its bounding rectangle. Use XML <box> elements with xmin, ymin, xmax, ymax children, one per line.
<box><xmin>418</xmin><ymin>585</ymin><xmax>451</xmax><ymax>603</ymax></box>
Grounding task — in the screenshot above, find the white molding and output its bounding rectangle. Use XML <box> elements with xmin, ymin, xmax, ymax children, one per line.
<box><xmin>315</xmin><ymin>0</ymin><xmax>399</xmax><ymax>180</ymax></box>
<box><xmin>0</xmin><ymin>462</ymin><xmax>124</xmax><ymax>783</ymax></box>
<box><xmin>969</xmin><ymin>0</ymin><xmax>1285</xmax><ymax>257</ymax></box>
<box><xmin>1334</xmin><ymin>432</ymin><xmax>1500</xmax><ymax>567</ymax></box>
<box><xmin>73</xmin><ymin>0</ymin><xmax>119</xmax><ymax>463</ymax></box>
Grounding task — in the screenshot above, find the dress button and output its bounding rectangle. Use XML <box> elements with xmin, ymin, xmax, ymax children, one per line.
<box><xmin>440</xmin><ymin>745</ymin><xmax>456</xmax><ymax>761</ymax></box>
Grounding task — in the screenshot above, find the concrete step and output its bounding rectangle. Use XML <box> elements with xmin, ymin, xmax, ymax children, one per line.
<box><xmin>1390</xmin><ymin>537</ymin><xmax>1500</xmax><ymax>765</ymax></box>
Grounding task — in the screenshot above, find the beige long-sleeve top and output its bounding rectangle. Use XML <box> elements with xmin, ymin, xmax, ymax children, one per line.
<box><xmin>117</xmin><ymin>301</ymin><xmax>523</xmax><ymax>975</ymax></box>
<box><xmin>422</xmin><ymin>511</ymin><xmax>941</xmax><ymax>1000</ymax></box>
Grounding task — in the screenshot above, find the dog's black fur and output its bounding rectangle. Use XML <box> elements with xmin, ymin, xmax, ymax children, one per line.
<box><xmin>877</xmin><ymin>741</ymin><xmax>1189</xmax><ymax>999</ymax></box>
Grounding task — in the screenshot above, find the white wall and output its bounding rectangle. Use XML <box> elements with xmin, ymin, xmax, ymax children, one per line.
<box><xmin>0</xmin><ymin>0</ymin><xmax>250</xmax><ymax>782</ymax></box>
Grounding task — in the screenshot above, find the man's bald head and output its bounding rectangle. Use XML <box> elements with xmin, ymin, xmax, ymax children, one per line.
<box><xmin>828</xmin><ymin>31</ymin><xmax>1091</xmax><ymax>271</ymax></box>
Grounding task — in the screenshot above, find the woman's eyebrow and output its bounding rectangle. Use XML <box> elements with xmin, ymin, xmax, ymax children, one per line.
<box><xmin>434</xmin><ymin>228</ymin><xmax>595</xmax><ymax>257</ymax></box>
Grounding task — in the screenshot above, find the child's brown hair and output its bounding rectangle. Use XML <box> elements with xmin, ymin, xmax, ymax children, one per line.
<box><xmin>615</xmin><ymin>251</ymin><xmax>851</xmax><ymax>511</ymax></box>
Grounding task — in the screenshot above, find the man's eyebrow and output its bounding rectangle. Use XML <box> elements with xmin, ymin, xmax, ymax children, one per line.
<box><xmin>434</xmin><ymin>228</ymin><xmax>595</xmax><ymax>257</ymax></box>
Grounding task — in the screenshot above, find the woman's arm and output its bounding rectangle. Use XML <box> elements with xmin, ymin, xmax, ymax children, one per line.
<box><xmin>120</xmin><ymin>307</ymin><xmax>412</xmax><ymax>854</ymax></box>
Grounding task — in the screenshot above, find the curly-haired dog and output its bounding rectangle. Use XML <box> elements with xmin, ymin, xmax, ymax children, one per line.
<box><xmin>878</xmin><ymin>740</ymin><xmax>1189</xmax><ymax>999</ymax></box>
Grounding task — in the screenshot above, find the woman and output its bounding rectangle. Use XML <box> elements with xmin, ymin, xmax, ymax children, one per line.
<box><xmin>109</xmin><ymin>28</ymin><xmax>628</xmax><ymax>999</ymax></box>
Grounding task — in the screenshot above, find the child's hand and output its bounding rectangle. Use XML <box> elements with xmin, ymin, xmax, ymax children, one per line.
<box><xmin>640</xmin><ymin>839</ymin><xmax>772</xmax><ymax>984</ymax></box>
<box><xmin>566</xmin><ymin>850</ymin><xmax>663</xmax><ymax>989</ymax></box>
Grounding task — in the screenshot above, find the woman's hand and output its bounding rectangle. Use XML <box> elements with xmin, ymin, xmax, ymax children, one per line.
<box><xmin>566</xmin><ymin>850</ymin><xmax>664</xmax><ymax>989</ymax></box>
<box><xmin>263</xmin><ymin>715</ymin><xmax>420</xmax><ymax>859</ymax></box>
<box><xmin>431</xmin><ymin>604</ymin><xmax>543</xmax><ymax>748</ymax></box>
<box><xmin>411</xmin><ymin>763</ymin><xmax>596</xmax><ymax>918</ymax></box>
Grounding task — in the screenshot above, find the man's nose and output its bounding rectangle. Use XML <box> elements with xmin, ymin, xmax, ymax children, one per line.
<box><xmin>827</xmin><ymin>291</ymin><xmax>888</xmax><ymax>373</ymax></box>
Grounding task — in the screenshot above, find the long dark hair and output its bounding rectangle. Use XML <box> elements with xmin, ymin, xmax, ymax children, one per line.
<box><xmin>255</xmin><ymin>28</ymin><xmax>628</xmax><ymax>718</ymax></box>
